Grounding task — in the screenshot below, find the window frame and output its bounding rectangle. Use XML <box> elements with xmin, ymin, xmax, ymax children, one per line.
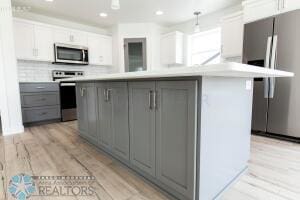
<box><xmin>187</xmin><ymin>27</ymin><xmax>222</xmax><ymax>66</ymax></box>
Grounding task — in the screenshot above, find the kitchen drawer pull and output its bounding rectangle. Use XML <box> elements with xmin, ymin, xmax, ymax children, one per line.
<box><xmin>36</xmin><ymin>87</ymin><xmax>45</xmax><ymax>89</ymax></box>
<box><xmin>39</xmin><ymin>112</ymin><xmax>48</xmax><ymax>116</ymax></box>
<box><xmin>37</xmin><ymin>98</ymin><xmax>46</xmax><ymax>101</ymax></box>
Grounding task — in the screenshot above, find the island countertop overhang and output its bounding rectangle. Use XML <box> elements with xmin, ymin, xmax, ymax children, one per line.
<box><xmin>63</xmin><ymin>62</ymin><xmax>294</xmax><ymax>82</ymax></box>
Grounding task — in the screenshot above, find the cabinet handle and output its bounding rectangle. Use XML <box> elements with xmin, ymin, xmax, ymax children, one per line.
<box><xmin>149</xmin><ymin>90</ymin><xmax>153</xmax><ymax>109</ymax></box>
<box><xmin>81</xmin><ymin>88</ymin><xmax>86</xmax><ymax>96</ymax></box>
<box><xmin>40</xmin><ymin>112</ymin><xmax>48</xmax><ymax>116</ymax></box>
<box><xmin>153</xmin><ymin>91</ymin><xmax>157</xmax><ymax>109</ymax></box>
<box><xmin>104</xmin><ymin>89</ymin><xmax>108</xmax><ymax>101</ymax></box>
<box><xmin>70</xmin><ymin>35</ymin><xmax>74</xmax><ymax>42</ymax></box>
<box><xmin>37</xmin><ymin>98</ymin><xmax>46</xmax><ymax>101</ymax></box>
<box><xmin>36</xmin><ymin>87</ymin><xmax>45</xmax><ymax>89</ymax></box>
<box><xmin>107</xmin><ymin>89</ymin><xmax>112</xmax><ymax>102</ymax></box>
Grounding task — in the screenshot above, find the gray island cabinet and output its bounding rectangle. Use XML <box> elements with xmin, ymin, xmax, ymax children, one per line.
<box><xmin>71</xmin><ymin>63</ymin><xmax>293</xmax><ymax>200</ymax></box>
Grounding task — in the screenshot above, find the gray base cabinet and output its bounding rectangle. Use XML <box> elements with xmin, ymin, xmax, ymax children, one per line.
<box><xmin>129</xmin><ymin>82</ymin><xmax>156</xmax><ymax>177</ymax></box>
<box><xmin>128</xmin><ymin>81</ymin><xmax>197</xmax><ymax>199</ymax></box>
<box><xmin>76</xmin><ymin>83</ymin><xmax>98</xmax><ymax>141</ymax></box>
<box><xmin>20</xmin><ymin>82</ymin><xmax>61</xmax><ymax>125</ymax></box>
<box><xmin>76</xmin><ymin>80</ymin><xmax>197</xmax><ymax>200</ymax></box>
<box><xmin>75</xmin><ymin>77</ymin><xmax>254</xmax><ymax>200</ymax></box>
<box><xmin>155</xmin><ymin>81</ymin><xmax>197</xmax><ymax>200</ymax></box>
<box><xmin>96</xmin><ymin>82</ymin><xmax>130</xmax><ymax>161</ymax></box>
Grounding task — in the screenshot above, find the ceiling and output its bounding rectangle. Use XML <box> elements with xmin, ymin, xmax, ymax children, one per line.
<box><xmin>12</xmin><ymin>0</ymin><xmax>242</xmax><ymax>28</ymax></box>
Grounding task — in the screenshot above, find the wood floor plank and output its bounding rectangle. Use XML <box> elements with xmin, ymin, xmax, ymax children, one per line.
<box><xmin>1</xmin><ymin>122</ymin><xmax>299</xmax><ymax>200</ymax></box>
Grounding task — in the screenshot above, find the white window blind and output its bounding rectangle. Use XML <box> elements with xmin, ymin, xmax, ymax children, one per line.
<box><xmin>188</xmin><ymin>28</ymin><xmax>221</xmax><ymax>65</ymax></box>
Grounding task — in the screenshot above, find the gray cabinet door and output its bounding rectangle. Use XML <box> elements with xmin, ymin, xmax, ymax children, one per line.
<box><xmin>76</xmin><ymin>83</ymin><xmax>98</xmax><ymax>141</ymax></box>
<box><xmin>155</xmin><ymin>81</ymin><xmax>197</xmax><ymax>200</ymax></box>
<box><xmin>129</xmin><ymin>82</ymin><xmax>156</xmax><ymax>176</ymax></box>
<box><xmin>76</xmin><ymin>83</ymin><xmax>88</xmax><ymax>135</ymax></box>
<box><xmin>96</xmin><ymin>82</ymin><xmax>113</xmax><ymax>151</ymax></box>
<box><xmin>109</xmin><ymin>82</ymin><xmax>130</xmax><ymax>161</ymax></box>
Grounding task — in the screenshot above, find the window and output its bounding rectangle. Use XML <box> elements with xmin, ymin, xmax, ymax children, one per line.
<box><xmin>188</xmin><ymin>28</ymin><xmax>221</xmax><ymax>66</ymax></box>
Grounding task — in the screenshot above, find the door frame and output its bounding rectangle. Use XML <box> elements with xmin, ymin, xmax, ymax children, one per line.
<box><xmin>124</xmin><ymin>38</ymin><xmax>147</xmax><ymax>72</ymax></box>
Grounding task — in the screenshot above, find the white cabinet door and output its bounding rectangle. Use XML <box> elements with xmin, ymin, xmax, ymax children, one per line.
<box><xmin>71</xmin><ymin>31</ymin><xmax>87</xmax><ymax>46</ymax></box>
<box><xmin>243</xmin><ymin>0</ymin><xmax>280</xmax><ymax>23</ymax></box>
<box><xmin>161</xmin><ymin>31</ymin><xmax>184</xmax><ymax>65</ymax></box>
<box><xmin>34</xmin><ymin>25</ymin><xmax>54</xmax><ymax>61</ymax></box>
<box><xmin>87</xmin><ymin>34</ymin><xmax>102</xmax><ymax>65</ymax></box>
<box><xmin>281</xmin><ymin>0</ymin><xmax>300</xmax><ymax>13</ymax></box>
<box><xmin>53</xmin><ymin>29</ymin><xmax>71</xmax><ymax>44</ymax></box>
<box><xmin>13</xmin><ymin>21</ymin><xmax>35</xmax><ymax>60</ymax></box>
<box><xmin>101</xmin><ymin>37</ymin><xmax>112</xmax><ymax>66</ymax></box>
<box><xmin>221</xmin><ymin>12</ymin><xmax>244</xmax><ymax>58</ymax></box>
<box><xmin>54</xmin><ymin>28</ymin><xmax>87</xmax><ymax>46</ymax></box>
<box><xmin>88</xmin><ymin>34</ymin><xmax>112</xmax><ymax>66</ymax></box>
<box><xmin>161</xmin><ymin>34</ymin><xmax>175</xmax><ymax>65</ymax></box>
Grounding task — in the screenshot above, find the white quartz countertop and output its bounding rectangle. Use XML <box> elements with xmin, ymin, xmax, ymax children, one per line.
<box><xmin>63</xmin><ymin>62</ymin><xmax>294</xmax><ymax>82</ymax></box>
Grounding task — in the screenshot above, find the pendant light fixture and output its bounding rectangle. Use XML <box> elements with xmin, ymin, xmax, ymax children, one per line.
<box><xmin>111</xmin><ymin>0</ymin><xmax>120</xmax><ymax>10</ymax></box>
<box><xmin>194</xmin><ymin>11</ymin><xmax>201</xmax><ymax>33</ymax></box>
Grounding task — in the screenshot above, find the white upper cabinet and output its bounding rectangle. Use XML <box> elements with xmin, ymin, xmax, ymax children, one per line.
<box><xmin>54</xmin><ymin>29</ymin><xmax>87</xmax><ymax>46</ymax></box>
<box><xmin>14</xmin><ymin>20</ymin><xmax>53</xmax><ymax>61</ymax></box>
<box><xmin>161</xmin><ymin>31</ymin><xmax>184</xmax><ymax>65</ymax></box>
<box><xmin>87</xmin><ymin>33</ymin><xmax>112</xmax><ymax>66</ymax></box>
<box><xmin>101</xmin><ymin>36</ymin><xmax>112</xmax><ymax>66</ymax></box>
<box><xmin>221</xmin><ymin>11</ymin><xmax>244</xmax><ymax>58</ymax></box>
<box><xmin>13</xmin><ymin>18</ymin><xmax>111</xmax><ymax>65</ymax></box>
<box><xmin>243</xmin><ymin>0</ymin><xmax>280</xmax><ymax>23</ymax></box>
<box><xmin>13</xmin><ymin>20</ymin><xmax>35</xmax><ymax>60</ymax></box>
<box><xmin>243</xmin><ymin>0</ymin><xmax>300</xmax><ymax>23</ymax></box>
<box><xmin>281</xmin><ymin>0</ymin><xmax>300</xmax><ymax>13</ymax></box>
<box><xmin>34</xmin><ymin>25</ymin><xmax>54</xmax><ymax>61</ymax></box>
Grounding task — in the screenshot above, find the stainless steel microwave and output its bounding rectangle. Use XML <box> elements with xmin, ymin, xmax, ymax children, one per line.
<box><xmin>54</xmin><ymin>43</ymin><xmax>89</xmax><ymax>65</ymax></box>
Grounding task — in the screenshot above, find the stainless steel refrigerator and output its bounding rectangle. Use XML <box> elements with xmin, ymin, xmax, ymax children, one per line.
<box><xmin>243</xmin><ymin>9</ymin><xmax>300</xmax><ymax>140</ymax></box>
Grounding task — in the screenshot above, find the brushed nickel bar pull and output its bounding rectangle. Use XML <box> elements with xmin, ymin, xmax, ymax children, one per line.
<box><xmin>107</xmin><ymin>89</ymin><xmax>112</xmax><ymax>102</ymax></box>
<box><xmin>149</xmin><ymin>90</ymin><xmax>153</xmax><ymax>109</ymax></box>
<box><xmin>153</xmin><ymin>91</ymin><xmax>157</xmax><ymax>109</ymax></box>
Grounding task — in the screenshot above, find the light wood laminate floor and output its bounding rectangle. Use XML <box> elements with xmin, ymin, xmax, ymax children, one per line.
<box><xmin>0</xmin><ymin>121</ymin><xmax>299</xmax><ymax>200</ymax></box>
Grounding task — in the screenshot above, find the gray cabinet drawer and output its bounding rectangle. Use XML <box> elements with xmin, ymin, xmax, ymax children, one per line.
<box><xmin>21</xmin><ymin>92</ymin><xmax>60</xmax><ymax>107</ymax></box>
<box><xmin>20</xmin><ymin>83</ymin><xmax>59</xmax><ymax>93</ymax></box>
<box><xmin>22</xmin><ymin>106</ymin><xmax>61</xmax><ymax>123</ymax></box>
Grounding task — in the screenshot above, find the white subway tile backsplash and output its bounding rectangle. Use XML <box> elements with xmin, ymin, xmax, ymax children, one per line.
<box><xmin>17</xmin><ymin>60</ymin><xmax>113</xmax><ymax>82</ymax></box>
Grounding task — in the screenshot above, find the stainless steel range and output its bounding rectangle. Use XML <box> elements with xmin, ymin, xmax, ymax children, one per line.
<box><xmin>53</xmin><ymin>70</ymin><xmax>84</xmax><ymax>122</ymax></box>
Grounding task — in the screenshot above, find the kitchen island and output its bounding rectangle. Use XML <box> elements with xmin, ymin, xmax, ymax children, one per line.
<box><xmin>65</xmin><ymin>63</ymin><xmax>293</xmax><ymax>200</ymax></box>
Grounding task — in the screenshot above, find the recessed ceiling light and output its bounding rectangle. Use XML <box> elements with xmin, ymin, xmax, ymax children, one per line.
<box><xmin>155</xmin><ymin>10</ymin><xmax>164</xmax><ymax>15</ymax></box>
<box><xmin>99</xmin><ymin>13</ymin><xmax>108</xmax><ymax>18</ymax></box>
<box><xmin>45</xmin><ymin>0</ymin><xmax>54</xmax><ymax>2</ymax></box>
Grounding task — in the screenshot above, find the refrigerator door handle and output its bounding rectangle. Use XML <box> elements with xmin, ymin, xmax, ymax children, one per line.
<box><xmin>269</xmin><ymin>35</ymin><xmax>278</xmax><ymax>98</ymax></box>
<box><xmin>264</xmin><ymin>36</ymin><xmax>273</xmax><ymax>98</ymax></box>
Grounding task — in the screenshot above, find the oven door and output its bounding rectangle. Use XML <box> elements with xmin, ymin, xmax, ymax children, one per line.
<box><xmin>60</xmin><ymin>82</ymin><xmax>77</xmax><ymax>121</ymax></box>
<box><xmin>55</xmin><ymin>43</ymin><xmax>89</xmax><ymax>65</ymax></box>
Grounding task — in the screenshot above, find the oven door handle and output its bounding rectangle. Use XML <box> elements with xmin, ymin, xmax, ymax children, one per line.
<box><xmin>60</xmin><ymin>83</ymin><xmax>76</xmax><ymax>86</ymax></box>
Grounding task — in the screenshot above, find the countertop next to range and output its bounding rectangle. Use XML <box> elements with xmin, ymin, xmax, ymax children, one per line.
<box><xmin>62</xmin><ymin>62</ymin><xmax>294</xmax><ymax>82</ymax></box>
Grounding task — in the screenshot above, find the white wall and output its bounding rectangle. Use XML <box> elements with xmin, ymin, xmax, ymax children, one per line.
<box><xmin>0</xmin><ymin>0</ymin><xmax>24</xmax><ymax>135</ymax></box>
<box><xmin>112</xmin><ymin>23</ymin><xmax>167</xmax><ymax>72</ymax></box>
<box><xmin>13</xmin><ymin>11</ymin><xmax>111</xmax><ymax>35</ymax></box>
